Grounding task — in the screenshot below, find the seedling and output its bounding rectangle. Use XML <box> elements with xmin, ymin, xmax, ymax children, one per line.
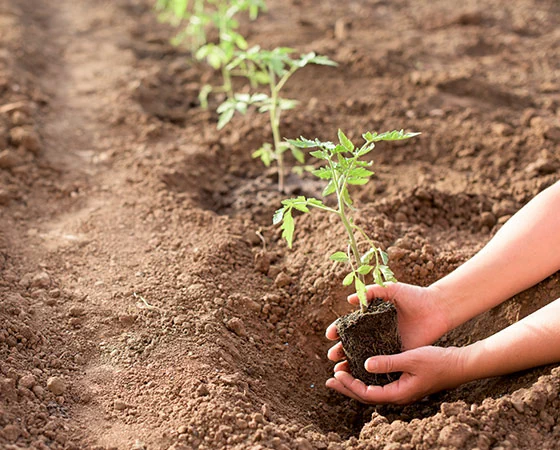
<box><xmin>218</xmin><ymin>46</ymin><xmax>337</xmax><ymax>192</ymax></box>
<box><xmin>273</xmin><ymin>130</ymin><xmax>420</xmax><ymax>312</ymax></box>
<box><xmin>156</xmin><ymin>0</ymin><xmax>266</xmax><ymax>106</ymax></box>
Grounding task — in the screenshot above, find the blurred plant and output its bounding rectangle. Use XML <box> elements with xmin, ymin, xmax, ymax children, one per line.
<box><xmin>217</xmin><ymin>46</ymin><xmax>337</xmax><ymax>192</ymax></box>
<box><xmin>156</xmin><ymin>0</ymin><xmax>267</xmax><ymax>106</ymax></box>
<box><xmin>274</xmin><ymin>130</ymin><xmax>420</xmax><ymax>312</ymax></box>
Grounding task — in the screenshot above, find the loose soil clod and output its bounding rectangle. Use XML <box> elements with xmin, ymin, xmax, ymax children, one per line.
<box><xmin>337</xmin><ymin>298</ymin><xmax>402</xmax><ymax>386</ymax></box>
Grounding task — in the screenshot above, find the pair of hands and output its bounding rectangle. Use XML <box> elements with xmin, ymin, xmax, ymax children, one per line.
<box><xmin>325</xmin><ymin>282</ymin><xmax>466</xmax><ymax>404</ymax></box>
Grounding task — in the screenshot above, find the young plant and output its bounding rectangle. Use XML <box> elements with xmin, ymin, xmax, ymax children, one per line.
<box><xmin>273</xmin><ymin>130</ymin><xmax>420</xmax><ymax>312</ymax></box>
<box><xmin>156</xmin><ymin>0</ymin><xmax>267</xmax><ymax>106</ymax></box>
<box><xmin>218</xmin><ymin>46</ymin><xmax>337</xmax><ymax>192</ymax></box>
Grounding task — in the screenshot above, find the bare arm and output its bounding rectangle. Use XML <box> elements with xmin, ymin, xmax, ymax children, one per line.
<box><xmin>431</xmin><ymin>180</ymin><xmax>560</xmax><ymax>333</ymax></box>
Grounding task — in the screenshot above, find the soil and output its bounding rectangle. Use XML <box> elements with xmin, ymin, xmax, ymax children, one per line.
<box><xmin>0</xmin><ymin>0</ymin><xmax>559</xmax><ymax>449</ymax></box>
<box><xmin>337</xmin><ymin>299</ymin><xmax>401</xmax><ymax>386</ymax></box>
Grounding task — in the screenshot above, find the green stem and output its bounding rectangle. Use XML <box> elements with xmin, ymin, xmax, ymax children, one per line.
<box><xmin>222</xmin><ymin>66</ymin><xmax>233</xmax><ymax>99</ymax></box>
<box><xmin>326</xmin><ymin>157</ymin><xmax>366</xmax><ymax>312</ymax></box>
<box><xmin>269</xmin><ymin>68</ymin><xmax>284</xmax><ymax>192</ymax></box>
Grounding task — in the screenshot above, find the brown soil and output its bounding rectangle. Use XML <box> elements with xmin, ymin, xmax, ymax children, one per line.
<box><xmin>337</xmin><ymin>299</ymin><xmax>401</xmax><ymax>386</ymax></box>
<box><xmin>0</xmin><ymin>0</ymin><xmax>559</xmax><ymax>449</ymax></box>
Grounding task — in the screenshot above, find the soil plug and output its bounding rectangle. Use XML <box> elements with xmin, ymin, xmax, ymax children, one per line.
<box><xmin>274</xmin><ymin>129</ymin><xmax>419</xmax><ymax>385</ymax></box>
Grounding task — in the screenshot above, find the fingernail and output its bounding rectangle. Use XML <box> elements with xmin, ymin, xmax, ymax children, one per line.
<box><xmin>365</xmin><ymin>358</ymin><xmax>377</xmax><ymax>372</ymax></box>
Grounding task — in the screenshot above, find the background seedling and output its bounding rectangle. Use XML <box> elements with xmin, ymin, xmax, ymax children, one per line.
<box><xmin>274</xmin><ymin>130</ymin><xmax>420</xmax><ymax>312</ymax></box>
<box><xmin>218</xmin><ymin>46</ymin><xmax>337</xmax><ymax>192</ymax></box>
<box><xmin>156</xmin><ymin>0</ymin><xmax>267</xmax><ymax>106</ymax></box>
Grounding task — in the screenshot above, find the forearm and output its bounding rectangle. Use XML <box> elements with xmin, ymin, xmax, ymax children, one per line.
<box><xmin>430</xmin><ymin>180</ymin><xmax>560</xmax><ymax>331</ymax></box>
<box><xmin>457</xmin><ymin>297</ymin><xmax>560</xmax><ymax>383</ymax></box>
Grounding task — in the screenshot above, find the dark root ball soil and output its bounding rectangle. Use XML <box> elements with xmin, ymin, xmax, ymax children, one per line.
<box><xmin>337</xmin><ymin>298</ymin><xmax>402</xmax><ymax>385</ymax></box>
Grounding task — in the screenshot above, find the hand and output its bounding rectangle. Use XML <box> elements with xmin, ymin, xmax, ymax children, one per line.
<box><xmin>326</xmin><ymin>282</ymin><xmax>451</xmax><ymax>365</ymax></box>
<box><xmin>326</xmin><ymin>346</ymin><xmax>466</xmax><ymax>405</ymax></box>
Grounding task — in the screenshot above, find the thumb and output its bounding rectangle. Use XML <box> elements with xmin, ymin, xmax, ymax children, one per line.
<box><xmin>365</xmin><ymin>352</ymin><xmax>411</xmax><ymax>374</ymax></box>
<box><xmin>347</xmin><ymin>281</ymin><xmax>398</xmax><ymax>305</ymax></box>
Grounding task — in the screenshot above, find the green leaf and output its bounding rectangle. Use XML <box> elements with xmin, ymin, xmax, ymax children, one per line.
<box><xmin>322</xmin><ymin>179</ymin><xmax>337</xmax><ymax>197</ymax></box>
<box><xmin>379</xmin><ymin>249</ymin><xmax>389</xmax><ymax>265</ymax></box>
<box><xmin>312</xmin><ymin>167</ymin><xmax>333</xmax><ymax>179</ymax></box>
<box><xmin>361</xmin><ymin>248</ymin><xmax>375</xmax><ymax>264</ymax></box>
<box><xmin>342</xmin><ymin>271</ymin><xmax>355</xmax><ymax>286</ymax></box>
<box><xmin>380</xmin><ymin>265</ymin><xmax>397</xmax><ymax>282</ymax></box>
<box><xmin>355</xmin><ymin>277</ymin><xmax>367</xmax><ymax>306</ymax></box>
<box><xmin>287</xmin><ymin>136</ymin><xmax>318</xmax><ymax>149</ymax></box>
<box><xmin>307</xmin><ymin>198</ymin><xmax>327</xmax><ymax>208</ymax></box>
<box><xmin>373</xmin><ymin>267</ymin><xmax>384</xmax><ymax>286</ymax></box>
<box><xmin>290</xmin><ymin>146</ymin><xmax>305</xmax><ymax>164</ymax></box>
<box><xmin>349</xmin><ymin>167</ymin><xmax>374</xmax><ymax>178</ymax></box>
<box><xmin>309</xmin><ymin>150</ymin><xmax>327</xmax><ymax>159</ymax></box>
<box><xmin>281</xmin><ymin>208</ymin><xmax>295</xmax><ymax>248</ymax></box>
<box><xmin>341</xmin><ymin>187</ymin><xmax>353</xmax><ymax>205</ymax></box>
<box><xmin>347</xmin><ymin>177</ymin><xmax>369</xmax><ymax>185</ymax></box>
<box><xmin>217</xmin><ymin>108</ymin><xmax>235</xmax><ymax>130</ymax></box>
<box><xmin>357</xmin><ymin>264</ymin><xmax>373</xmax><ymax>275</ymax></box>
<box><xmin>332</xmin><ymin>144</ymin><xmax>347</xmax><ymax>154</ymax></box>
<box><xmin>364</xmin><ymin>130</ymin><xmax>421</xmax><ymax>142</ymax></box>
<box><xmin>272</xmin><ymin>207</ymin><xmax>285</xmax><ymax>225</ymax></box>
<box><xmin>330</xmin><ymin>252</ymin><xmax>349</xmax><ymax>263</ymax></box>
<box><xmin>356</xmin><ymin>143</ymin><xmax>375</xmax><ymax>156</ymax></box>
<box><xmin>338</xmin><ymin>129</ymin><xmax>355</xmax><ymax>152</ymax></box>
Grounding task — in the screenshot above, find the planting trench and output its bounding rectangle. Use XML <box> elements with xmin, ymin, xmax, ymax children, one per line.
<box><xmin>1</xmin><ymin>0</ymin><xmax>560</xmax><ymax>449</ymax></box>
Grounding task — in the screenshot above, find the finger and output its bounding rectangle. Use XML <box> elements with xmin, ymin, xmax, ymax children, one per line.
<box><xmin>334</xmin><ymin>361</ymin><xmax>349</xmax><ymax>372</ymax></box>
<box><xmin>325</xmin><ymin>322</ymin><xmax>339</xmax><ymax>340</ymax></box>
<box><xmin>334</xmin><ymin>370</ymin><xmax>406</xmax><ymax>404</ymax></box>
<box><xmin>365</xmin><ymin>352</ymin><xmax>413</xmax><ymax>374</ymax></box>
<box><xmin>325</xmin><ymin>377</ymin><xmax>366</xmax><ymax>403</ymax></box>
<box><xmin>347</xmin><ymin>282</ymin><xmax>397</xmax><ymax>305</ymax></box>
<box><xmin>327</xmin><ymin>342</ymin><xmax>345</xmax><ymax>362</ymax></box>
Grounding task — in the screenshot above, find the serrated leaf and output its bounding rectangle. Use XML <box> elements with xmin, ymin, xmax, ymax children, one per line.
<box><xmin>307</xmin><ymin>198</ymin><xmax>326</xmax><ymax>208</ymax></box>
<box><xmin>309</xmin><ymin>150</ymin><xmax>327</xmax><ymax>159</ymax></box>
<box><xmin>312</xmin><ymin>168</ymin><xmax>333</xmax><ymax>179</ymax></box>
<box><xmin>355</xmin><ymin>277</ymin><xmax>367</xmax><ymax>306</ymax></box>
<box><xmin>365</xmin><ymin>130</ymin><xmax>421</xmax><ymax>142</ymax></box>
<box><xmin>357</xmin><ymin>264</ymin><xmax>373</xmax><ymax>275</ymax></box>
<box><xmin>380</xmin><ymin>265</ymin><xmax>397</xmax><ymax>282</ymax></box>
<box><xmin>347</xmin><ymin>177</ymin><xmax>369</xmax><ymax>185</ymax></box>
<box><xmin>338</xmin><ymin>129</ymin><xmax>355</xmax><ymax>152</ymax></box>
<box><xmin>330</xmin><ymin>252</ymin><xmax>349</xmax><ymax>263</ymax></box>
<box><xmin>373</xmin><ymin>267</ymin><xmax>384</xmax><ymax>286</ymax></box>
<box><xmin>349</xmin><ymin>167</ymin><xmax>374</xmax><ymax>178</ymax></box>
<box><xmin>357</xmin><ymin>143</ymin><xmax>375</xmax><ymax>156</ymax></box>
<box><xmin>290</xmin><ymin>146</ymin><xmax>305</xmax><ymax>164</ymax></box>
<box><xmin>342</xmin><ymin>271</ymin><xmax>355</xmax><ymax>286</ymax></box>
<box><xmin>332</xmin><ymin>144</ymin><xmax>347</xmax><ymax>154</ymax></box>
<box><xmin>341</xmin><ymin>187</ymin><xmax>353</xmax><ymax>205</ymax></box>
<box><xmin>322</xmin><ymin>179</ymin><xmax>337</xmax><ymax>197</ymax></box>
<box><xmin>217</xmin><ymin>108</ymin><xmax>235</xmax><ymax>130</ymax></box>
<box><xmin>379</xmin><ymin>249</ymin><xmax>389</xmax><ymax>265</ymax></box>
<box><xmin>287</xmin><ymin>137</ymin><xmax>318</xmax><ymax>149</ymax></box>
<box><xmin>361</xmin><ymin>248</ymin><xmax>375</xmax><ymax>264</ymax></box>
<box><xmin>272</xmin><ymin>207</ymin><xmax>285</xmax><ymax>225</ymax></box>
<box><xmin>281</xmin><ymin>209</ymin><xmax>295</xmax><ymax>248</ymax></box>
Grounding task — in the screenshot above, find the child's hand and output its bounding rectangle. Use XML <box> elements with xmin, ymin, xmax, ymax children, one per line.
<box><xmin>326</xmin><ymin>346</ymin><xmax>466</xmax><ymax>404</ymax></box>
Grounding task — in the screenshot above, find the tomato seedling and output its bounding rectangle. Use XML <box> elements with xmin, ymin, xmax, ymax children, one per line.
<box><xmin>218</xmin><ymin>46</ymin><xmax>337</xmax><ymax>192</ymax></box>
<box><xmin>156</xmin><ymin>0</ymin><xmax>266</xmax><ymax>107</ymax></box>
<box><xmin>274</xmin><ymin>130</ymin><xmax>420</xmax><ymax>311</ymax></box>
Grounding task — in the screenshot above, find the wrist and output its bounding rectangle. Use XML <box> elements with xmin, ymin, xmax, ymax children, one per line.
<box><xmin>426</xmin><ymin>283</ymin><xmax>457</xmax><ymax>336</ymax></box>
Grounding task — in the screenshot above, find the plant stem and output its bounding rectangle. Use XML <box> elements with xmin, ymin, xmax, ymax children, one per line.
<box><xmin>269</xmin><ymin>68</ymin><xmax>284</xmax><ymax>192</ymax></box>
<box><xmin>222</xmin><ymin>66</ymin><xmax>233</xmax><ymax>99</ymax></box>
<box><xmin>326</xmin><ymin>157</ymin><xmax>367</xmax><ymax>312</ymax></box>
